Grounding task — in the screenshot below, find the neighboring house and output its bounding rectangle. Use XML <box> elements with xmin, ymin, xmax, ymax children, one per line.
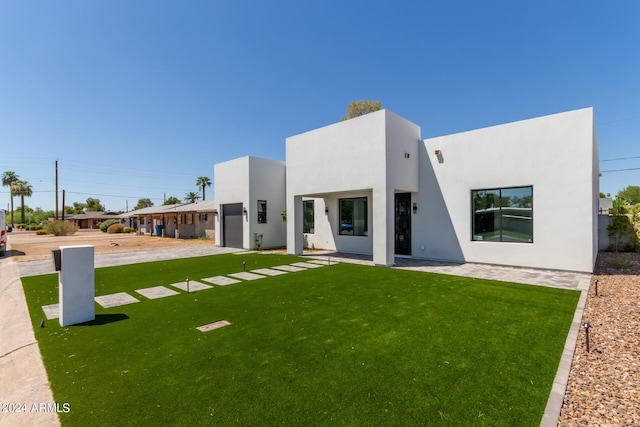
<box><xmin>214</xmin><ymin>156</ymin><xmax>286</xmax><ymax>249</ymax></box>
<box><xmin>120</xmin><ymin>202</ymin><xmax>216</xmax><ymax>239</ymax></box>
<box><xmin>163</xmin><ymin>200</ymin><xmax>217</xmax><ymax>239</ymax></box>
<box><xmin>599</xmin><ymin>197</ymin><xmax>613</xmax><ymax>215</ymax></box>
<box><xmin>66</xmin><ymin>211</ymin><xmax>121</xmax><ymax>229</ymax></box>
<box><xmin>284</xmin><ymin>108</ymin><xmax>598</xmax><ymax>272</ymax></box>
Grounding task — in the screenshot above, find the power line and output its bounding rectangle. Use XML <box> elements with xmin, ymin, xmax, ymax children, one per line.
<box><xmin>64</xmin><ymin>191</ymin><xmax>165</xmax><ymax>201</ymax></box>
<box><xmin>600</xmin><ymin>167</ymin><xmax>640</xmax><ymax>173</ymax></box>
<box><xmin>600</xmin><ymin>156</ymin><xmax>640</xmax><ymax>162</ymax></box>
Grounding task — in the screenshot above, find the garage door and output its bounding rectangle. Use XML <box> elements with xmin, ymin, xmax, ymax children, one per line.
<box><xmin>223</xmin><ymin>203</ymin><xmax>243</xmax><ymax>248</ymax></box>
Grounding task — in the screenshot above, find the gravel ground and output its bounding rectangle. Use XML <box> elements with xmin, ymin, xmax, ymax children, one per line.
<box><xmin>558</xmin><ymin>252</ymin><xmax>640</xmax><ymax>426</ymax></box>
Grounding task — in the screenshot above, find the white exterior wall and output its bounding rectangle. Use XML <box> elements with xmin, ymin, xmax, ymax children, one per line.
<box><xmin>214</xmin><ymin>156</ymin><xmax>286</xmax><ymax>249</ymax></box>
<box><xmin>419</xmin><ymin>107</ymin><xmax>597</xmax><ymax>272</ymax></box>
<box><xmin>214</xmin><ymin>157</ymin><xmax>250</xmax><ymax>247</ymax></box>
<box><xmin>286</xmin><ymin>110</ymin><xmax>420</xmax><ymax>265</ymax></box>
<box><xmin>248</xmin><ymin>156</ymin><xmax>287</xmax><ymax>249</ymax></box>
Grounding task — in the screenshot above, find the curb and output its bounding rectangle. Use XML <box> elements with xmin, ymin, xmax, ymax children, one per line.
<box><xmin>0</xmin><ymin>256</ymin><xmax>60</xmax><ymax>427</ymax></box>
<box><xmin>540</xmin><ymin>276</ymin><xmax>590</xmax><ymax>426</ymax></box>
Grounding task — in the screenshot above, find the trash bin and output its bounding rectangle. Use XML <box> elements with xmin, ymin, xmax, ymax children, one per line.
<box><xmin>155</xmin><ymin>225</ymin><xmax>164</xmax><ymax>236</ymax></box>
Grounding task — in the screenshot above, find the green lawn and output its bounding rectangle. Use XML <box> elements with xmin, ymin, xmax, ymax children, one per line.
<box><xmin>22</xmin><ymin>253</ymin><xmax>579</xmax><ymax>426</ymax></box>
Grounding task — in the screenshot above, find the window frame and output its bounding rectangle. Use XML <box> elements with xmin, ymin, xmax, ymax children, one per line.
<box><xmin>471</xmin><ymin>186</ymin><xmax>533</xmax><ymax>243</ymax></box>
<box><xmin>257</xmin><ymin>200</ymin><xmax>267</xmax><ymax>224</ymax></box>
<box><xmin>303</xmin><ymin>200</ymin><xmax>314</xmax><ymax>234</ymax></box>
<box><xmin>338</xmin><ymin>197</ymin><xmax>368</xmax><ymax>236</ymax></box>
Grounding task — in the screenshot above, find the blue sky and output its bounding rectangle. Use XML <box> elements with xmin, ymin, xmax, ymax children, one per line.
<box><xmin>1</xmin><ymin>1</ymin><xmax>639</xmax><ymax>212</ymax></box>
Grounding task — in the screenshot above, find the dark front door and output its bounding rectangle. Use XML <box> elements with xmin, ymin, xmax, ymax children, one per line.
<box><xmin>395</xmin><ymin>193</ymin><xmax>411</xmax><ymax>255</ymax></box>
<box><xmin>223</xmin><ymin>203</ymin><xmax>243</xmax><ymax>248</ymax></box>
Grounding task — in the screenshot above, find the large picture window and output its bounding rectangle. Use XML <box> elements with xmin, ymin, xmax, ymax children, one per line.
<box><xmin>303</xmin><ymin>200</ymin><xmax>314</xmax><ymax>234</ymax></box>
<box><xmin>339</xmin><ymin>197</ymin><xmax>368</xmax><ymax>236</ymax></box>
<box><xmin>472</xmin><ymin>186</ymin><xmax>533</xmax><ymax>243</ymax></box>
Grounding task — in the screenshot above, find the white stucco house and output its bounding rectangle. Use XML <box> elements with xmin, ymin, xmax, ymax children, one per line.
<box><xmin>214</xmin><ymin>156</ymin><xmax>286</xmax><ymax>249</ymax></box>
<box><xmin>286</xmin><ymin>108</ymin><xmax>598</xmax><ymax>272</ymax></box>
<box><xmin>215</xmin><ymin>107</ymin><xmax>598</xmax><ymax>272</ymax></box>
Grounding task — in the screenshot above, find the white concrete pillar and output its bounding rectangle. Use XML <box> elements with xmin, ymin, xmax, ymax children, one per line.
<box><xmin>58</xmin><ymin>245</ymin><xmax>95</xmax><ymax>327</ymax></box>
<box><xmin>372</xmin><ymin>187</ymin><xmax>394</xmax><ymax>266</ymax></box>
<box><xmin>287</xmin><ymin>195</ymin><xmax>303</xmax><ymax>255</ymax></box>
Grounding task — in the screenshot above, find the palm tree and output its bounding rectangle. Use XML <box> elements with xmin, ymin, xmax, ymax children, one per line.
<box><xmin>2</xmin><ymin>171</ymin><xmax>19</xmax><ymax>227</ymax></box>
<box><xmin>13</xmin><ymin>180</ymin><xmax>33</xmax><ymax>224</ymax></box>
<box><xmin>184</xmin><ymin>191</ymin><xmax>201</xmax><ymax>203</ymax></box>
<box><xmin>196</xmin><ymin>176</ymin><xmax>212</xmax><ymax>201</ymax></box>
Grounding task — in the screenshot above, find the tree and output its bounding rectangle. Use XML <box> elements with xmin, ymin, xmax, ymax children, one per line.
<box><xmin>617</xmin><ymin>186</ymin><xmax>640</xmax><ymax>205</ymax></box>
<box><xmin>2</xmin><ymin>171</ymin><xmax>19</xmax><ymax>227</ymax></box>
<box><xmin>184</xmin><ymin>192</ymin><xmax>201</xmax><ymax>203</ymax></box>
<box><xmin>607</xmin><ymin>215</ymin><xmax>633</xmax><ymax>253</ymax></box>
<box><xmin>196</xmin><ymin>176</ymin><xmax>212</xmax><ymax>201</ymax></box>
<box><xmin>341</xmin><ymin>100</ymin><xmax>382</xmax><ymax>121</ymax></box>
<box><xmin>613</xmin><ymin>197</ymin><xmax>629</xmax><ymax>215</ymax></box>
<box><xmin>13</xmin><ymin>180</ymin><xmax>33</xmax><ymax>224</ymax></box>
<box><xmin>134</xmin><ymin>198</ymin><xmax>154</xmax><ymax>210</ymax></box>
<box><xmin>164</xmin><ymin>196</ymin><xmax>181</xmax><ymax>205</ymax></box>
<box><xmin>85</xmin><ymin>197</ymin><xmax>105</xmax><ymax>212</ymax></box>
<box><xmin>68</xmin><ymin>202</ymin><xmax>85</xmax><ymax>214</ymax></box>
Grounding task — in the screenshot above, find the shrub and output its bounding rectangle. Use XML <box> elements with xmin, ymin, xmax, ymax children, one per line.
<box><xmin>17</xmin><ymin>223</ymin><xmax>26</xmax><ymax>229</ymax></box>
<box><xmin>36</xmin><ymin>229</ymin><xmax>48</xmax><ymax>235</ymax></box>
<box><xmin>607</xmin><ymin>256</ymin><xmax>634</xmax><ymax>269</ymax></box>
<box><xmin>100</xmin><ymin>219</ymin><xmax>120</xmax><ymax>233</ymax></box>
<box><xmin>123</xmin><ymin>227</ymin><xmax>134</xmax><ymax>233</ymax></box>
<box><xmin>43</xmin><ymin>220</ymin><xmax>78</xmax><ymax>236</ymax></box>
<box><xmin>107</xmin><ymin>223</ymin><xmax>125</xmax><ymax>234</ymax></box>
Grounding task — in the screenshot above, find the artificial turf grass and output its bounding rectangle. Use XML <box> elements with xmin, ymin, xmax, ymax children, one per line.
<box><xmin>21</xmin><ymin>253</ymin><xmax>580</xmax><ymax>426</ymax></box>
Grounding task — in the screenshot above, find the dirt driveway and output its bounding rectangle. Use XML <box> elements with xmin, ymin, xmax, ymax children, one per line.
<box><xmin>7</xmin><ymin>230</ymin><xmax>215</xmax><ymax>262</ymax></box>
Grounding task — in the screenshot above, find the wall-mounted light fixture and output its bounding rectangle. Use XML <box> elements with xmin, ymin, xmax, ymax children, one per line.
<box><xmin>435</xmin><ymin>149</ymin><xmax>441</xmax><ymax>156</ymax></box>
<box><xmin>412</xmin><ymin>203</ymin><xmax>417</xmax><ymax>214</ymax></box>
<box><xmin>243</xmin><ymin>207</ymin><xmax>247</xmax><ymax>218</ymax></box>
<box><xmin>325</xmin><ymin>207</ymin><xmax>329</xmax><ymax>215</ymax></box>
<box><xmin>212</xmin><ymin>209</ymin><xmax>218</xmax><ymax>217</ymax></box>
<box><xmin>404</xmin><ymin>152</ymin><xmax>410</xmax><ymax>159</ymax></box>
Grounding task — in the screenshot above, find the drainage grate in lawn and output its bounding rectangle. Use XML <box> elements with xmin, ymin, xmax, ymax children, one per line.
<box><xmin>196</xmin><ymin>320</ymin><xmax>231</xmax><ymax>332</ymax></box>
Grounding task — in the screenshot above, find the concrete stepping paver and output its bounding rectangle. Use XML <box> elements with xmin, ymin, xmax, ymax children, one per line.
<box><xmin>232</xmin><ymin>251</ymin><xmax>259</xmax><ymax>255</ymax></box>
<box><xmin>228</xmin><ymin>272</ymin><xmax>266</xmax><ymax>281</ymax></box>
<box><xmin>202</xmin><ymin>276</ymin><xmax>242</xmax><ymax>286</ymax></box>
<box><xmin>290</xmin><ymin>262</ymin><xmax>325</xmax><ymax>269</ymax></box>
<box><xmin>197</xmin><ymin>320</ymin><xmax>231</xmax><ymax>332</ymax></box>
<box><xmin>170</xmin><ymin>280</ymin><xmax>212</xmax><ymax>292</ymax></box>
<box><xmin>95</xmin><ymin>292</ymin><xmax>140</xmax><ymax>309</ymax></box>
<box><xmin>272</xmin><ymin>265</ymin><xmax>307</xmax><ymax>272</ymax></box>
<box><xmin>135</xmin><ymin>286</ymin><xmax>180</xmax><ymax>299</ymax></box>
<box><xmin>306</xmin><ymin>259</ymin><xmax>339</xmax><ymax>266</ymax></box>
<box><xmin>251</xmin><ymin>268</ymin><xmax>288</xmax><ymax>276</ymax></box>
<box><xmin>41</xmin><ymin>303</ymin><xmax>59</xmax><ymax>320</ymax></box>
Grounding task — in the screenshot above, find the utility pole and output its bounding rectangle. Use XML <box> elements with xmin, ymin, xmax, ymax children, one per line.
<box><xmin>61</xmin><ymin>190</ymin><xmax>65</xmax><ymax>221</ymax></box>
<box><xmin>55</xmin><ymin>160</ymin><xmax>59</xmax><ymax>220</ymax></box>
